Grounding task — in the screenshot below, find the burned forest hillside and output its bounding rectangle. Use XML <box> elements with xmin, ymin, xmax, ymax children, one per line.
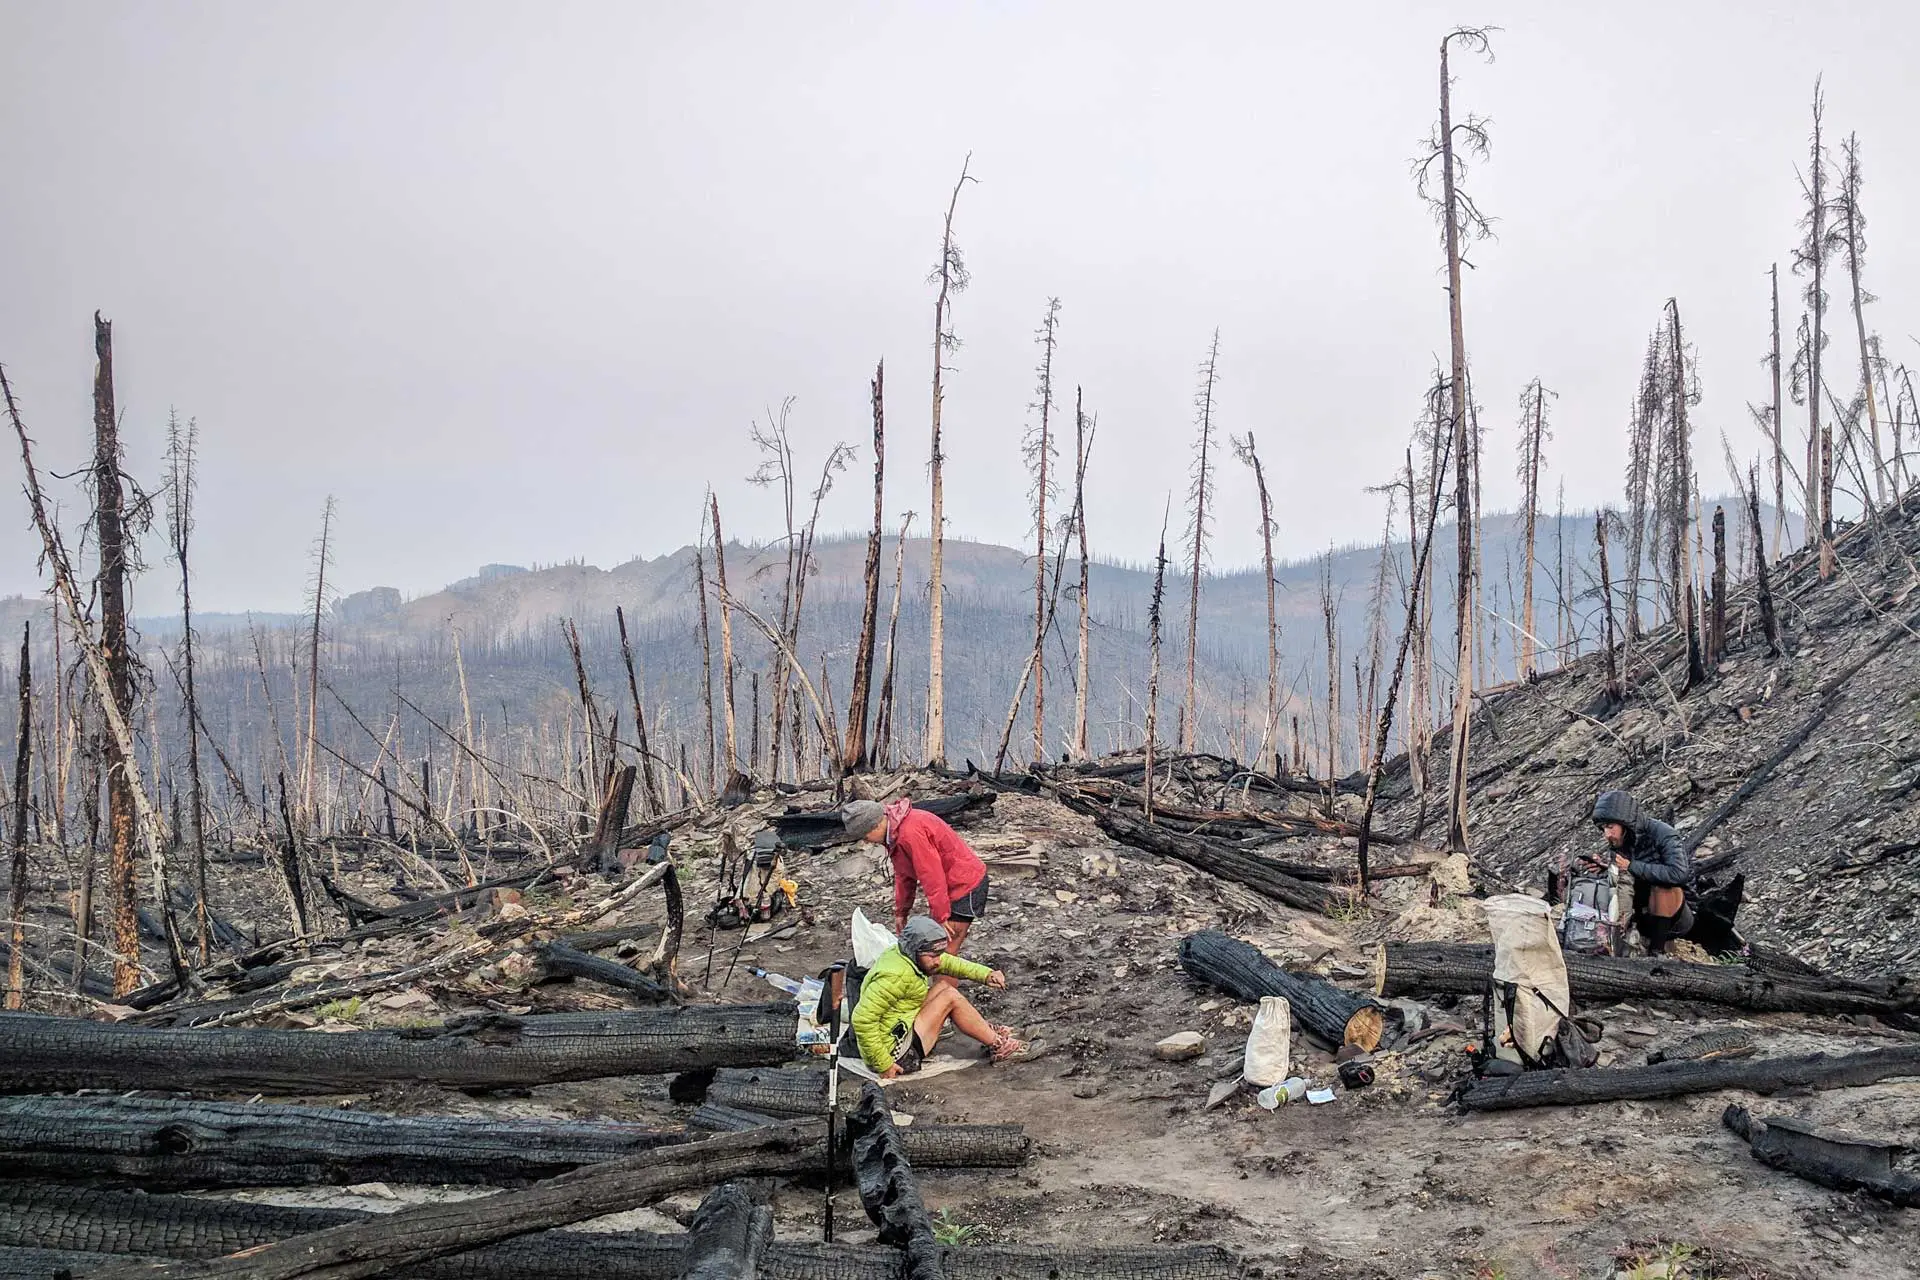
<box><xmin>1377</xmin><ymin>486</ymin><xmax>1920</xmax><ymax>979</ymax></box>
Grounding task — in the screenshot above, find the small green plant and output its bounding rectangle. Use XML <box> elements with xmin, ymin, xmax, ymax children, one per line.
<box><xmin>316</xmin><ymin>997</ymin><xmax>366</xmax><ymax>1023</ymax></box>
<box><xmin>1326</xmin><ymin>893</ymin><xmax>1373</xmax><ymax>926</ymax></box>
<box><xmin>1618</xmin><ymin>1241</ymin><xmax>1699</xmax><ymax>1279</ymax></box>
<box><xmin>931</xmin><ymin>1208</ymin><xmax>982</xmax><ymax>1247</ymax></box>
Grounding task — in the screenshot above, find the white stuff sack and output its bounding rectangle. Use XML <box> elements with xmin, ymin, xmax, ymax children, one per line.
<box><xmin>851</xmin><ymin>908</ymin><xmax>896</xmax><ymax>968</ymax></box>
<box><xmin>1483</xmin><ymin>893</ymin><xmax>1571</xmax><ymax>1066</ymax></box>
<box><xmin>1242</xmin><ymin>995</ymin><xmax>1292</xmax><ymax>1088</ymax></box>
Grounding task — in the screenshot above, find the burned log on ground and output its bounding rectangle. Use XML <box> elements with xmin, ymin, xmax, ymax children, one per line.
<box><xmin>1722</xmin><ymin>1106</ymin><xmax>1920</xmax><ymax>1206</ymax></box>
<box><xmin>0</xmin><ymin>1095</ymin><xmax>683</xmax><ymax>1189</ymax></box>
<box><xmin>1374</xmin><ymin>942</ymin><xmax>1919</xmax><ymax>1021</ymax></box>
<box><xmin>324</xmin><ymin>867</ymin><xmax>557</xmax><ymax>925</ymax></box>
<box><xmin>1457</xmin><ymin>1044</ymin><xmax>1920</xmax><ymax>1112</ymax></box>
<box><xmin>0</xmin><ymin>1093</ymin><xmax>1026</xmax><ymax>1190</ymax></box>
<box><xmin>539</xmin><ymin>943</ymin><xmax>673</xmax><ymax>1002</ymax></box>
<box><xmin>75</xmin><ymin>1123</ymin><xmax>823</xmax><ymax>1280</ymax></box>
<box><xmin>770</xmin><ymin>794</ymin><xmax>995</xmax><ymax>852</ymax></box>
<box><xmin>679</xmin><ymin>1182</ymin><xmax>773</xmax><ymax>1279</ymax></box>
<box><xmin>1179</xmin><ymin>931</ymin><xmax>1386</xmax><ymax>1050</ymax></box>
<box><xmin>1087</xmin><ymin>811</ymin><xmax>1340</xmax><ymax>916</ymax></box>
<box><xmin>849</xmin><ymin>1085</ymin><xmax>944</xmax><ymax>1280</ymax></box>
<box><xmin>0</xmin><ymin>1005</ymin><xmax>795</xmax><ymax>1095</ymax></box>
<box><xmin>686</xmin><ymin>1085</ymin><xmax>1028</xmax><ymax>1168</ymax></box>
<box><xmin>0</xmin><ymin>1238</ymin><xmax>1244</xmax><ymax>1280</ymax></box>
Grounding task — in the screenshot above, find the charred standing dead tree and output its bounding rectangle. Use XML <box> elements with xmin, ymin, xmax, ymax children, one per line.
<box><xmin>1515</xmin><ymin>378</ymin><xmax>1553</xmax><ymax>680</ymax></box>
<box><xmin>5</xmin><ymin>624</ymin><xmax>28</xmax><ymax>1009</ymax></box>
<box><xmin>1072</xmin><ymin>389</ymin><xmax>1094</xmax><ymax>760</ymax></box>
<box><xmin>1180</xmin><ymin>330</ymin><xmax>1221</xmax><ymax>754</ymax></box>
<box><xmin>709</xmin><ymin>493</ymin><xmax>738</xmax><ymax>779</ymax></box>
<box><xmin>300</xmin><ymin>497</ymin><xmax>335</xmax><ymax>831</ymax></box>
<box><xmin>925</xmin><ymin>155</ymin><xmax>974</xmax><ymax>771</ymax></box>
<box><xmin>1595</xmin><ymin>513</ymin><xmax>1623</xmax><ymax>702</ymax></box>
<box><xmin>843</xmin><ymin>360</ymin><xmax>886</xmax><ymax>774</ymax></box>
<box><xmin>1318</xmin><ymin>553</ymin><xmax>1340</xmax><ymax>790</ymax></box>
<box><xmin>1024</xmin><ymin>299</ymin><xmax>1061</xmax><ymax>765</ymax></box>
<box><xmin>1357</xmin><ymin>389</ymin><xmax>1455</xmax><ymax>889</ymax></box>
<box><xmin>4</xmin><ymin>358</ymin><xmax>187</xmax><ymax>990</ymax></box>
<box><xmin>1231</xmin><ymin>431</ymin><xmax>1280</xmax><ymax>771</ymax></box>
<box><xmin>1792</xmin><ymin>79</ymin><xmax>1837</xmax><ymax>560</ymax></box>
<box><xmin>1762</xmin><ymin>264</ymin><xmax>1788</xmax><ymax>554</ymax></box>
<box><xmin>561</xmin><ymin>618</ymin><xmax>607</xmax><ymax>805</ymax></box>
<box><xmin>88</xmin><ymin>314</ymin><xmax>173</xmax><ymax>995</ymax></box>
<box><xmin>164</xmin><ymin>415</ymin><xmax>212</xmax><ymax>960</ymax></box>
<box><xmin>748</xmin><ymin>400</ymin><xmax>801</xmax><ymax>782</ymax></box>
<box><xmin>1710</xmin><ymin>505</ymin><xmax>1728</xmax><ymax>666</ymax></box>
<box><xmin>1624</xmin><ymin>334</ymin><xmax>1661</xmax><ymax>638</ymax></box>
<box><xmin>1837</xmin><ymin>131</ymin><xmax>1887</xmax><ymax>502</ymax></box>
<box><xmin>872</xmin><ymin>512</ymin><xmax>914</xmax><ymax>767</ymax></box>
<box><xmin>1663</xmin><ymin>299</ymin><xmax>1706</xmax><ymax>688</ymax></box>
<box><xmin>1747</xmin><ymin>468</ymin><xmax>1782</xmax><ymax>657</ymax></box>
<box><xmin>689</xmin><ymin>513</ymin><xmax>718</xmax><ymax>796</ymax></box>
<box><xmin>1416</xmin><ymin>26</ymin><xmax>1494</xmax><ymax>854</ymax></box>
<box><xmin>1143</xmin><ymin>512</ymin><xmax>1170</xmax><ymax>821</ymax></box>
<box><xmin>614</xmin><ymin>606</ymin><xmax>663</xmax><ymax>815</ymax></box>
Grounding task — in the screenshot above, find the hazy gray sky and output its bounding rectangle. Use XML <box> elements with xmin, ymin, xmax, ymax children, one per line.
<box><xmin>2</xmin><ymin>2</ymin><xmax>1914</xmax><ymax>612</ymax></box>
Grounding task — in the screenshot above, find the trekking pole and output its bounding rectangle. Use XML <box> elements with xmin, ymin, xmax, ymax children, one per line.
<box><xmin>720</xmin><ymin>831</ymin><xmax>780</xmax><ymax>993</ymax></box>
<box><xmin>823</xmin><ymin>980</ymin><xmax>843</xmax><ymax>1242</ymax></box>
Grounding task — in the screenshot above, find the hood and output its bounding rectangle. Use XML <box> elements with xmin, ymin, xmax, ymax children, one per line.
<box><xmin>1591</xmin><ymin>790</ymin><xmax>1644</xmax><ymax>832</ymax></box>
<box><xmin>883</xmin><ymin>796</ymin><xmax>915</xmax><ymax>844</ymax></box>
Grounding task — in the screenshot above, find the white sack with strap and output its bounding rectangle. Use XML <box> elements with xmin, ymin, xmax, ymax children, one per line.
<box><xmin>1483</xmin><ymin>894</ymin><xmax>1572</xmax><ymax>1066</ymax></box>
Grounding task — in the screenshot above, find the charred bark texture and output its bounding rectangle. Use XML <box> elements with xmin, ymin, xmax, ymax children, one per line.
<box><xmin>539</xmin><ymin>943</ymin><xmax>672</xmax><ymax>1003</ymax></box>
<box><xmin>678</xmin><ymin>1183</ymin><xmax>773</xmax><ymax>1280</ymax></box>
<box><xmin>1723</xmin><ymin>1106</ymin><xmax>1920</xmax><ymax>1206</ymax></box>
<box><xmin>1091</xmin><ymin>811</ymin><xmax>1338</xmax><ymax>916</ymax></box>
<box><xmin>0</xmin><ymin>1095</ymin><xmax>683</xmax><ymax>1189</ymax></box>
<box><xmin>1457</xmin><ymin>1044</ymin><xmax>1920</xmax><ymax>1112</ymax></box>
<box><xmin>0</xmin><ymin>1005</ymin><xmax>795</xmax><ymax>1095</ymax></box>
<box><xmin>849</xmin><ymin>1085</ymin><xmax>944</xmax><ymax>1280</ymax></box>
<box><xmin>1179</xmin><ymin>930</ymin><xmax>1384</xmax><ymax>1050</ymax></box>
<box><xmin>68</xmin><ymin>1123</ymin><xmax>823</xmax><ymax>1280</ymax></box>
<box><xmin>1374</xmin><ymin>942</ymin><xmax>1915</xmax><ymax>1019</ymax></box>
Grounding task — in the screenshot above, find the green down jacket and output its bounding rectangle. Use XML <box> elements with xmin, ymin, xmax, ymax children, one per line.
<box><xmin>852</xmin><ymin>944</ymin><xmax>992</xmax><ymax>1072</ymax></box>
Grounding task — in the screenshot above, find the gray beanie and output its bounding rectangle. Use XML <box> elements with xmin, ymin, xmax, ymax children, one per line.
<box><xmin>899</xmin><ymin>916</ymin><xmax>949</xmax><ymax>958</ymax></box>
<box><xmin>842</xmin><ymin>799</ymin><xmax>886</xmax><ymax>839</ymax></box>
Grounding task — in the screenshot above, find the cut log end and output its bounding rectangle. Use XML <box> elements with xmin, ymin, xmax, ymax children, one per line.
<box><xmin>1343</xmin><ymin>1006</ymin><xmax>1384</xmax><ymax>1052</ymax></box>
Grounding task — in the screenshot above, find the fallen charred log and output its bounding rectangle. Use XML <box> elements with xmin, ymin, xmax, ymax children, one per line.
<box><xmin>538</xmin><ymin>943</ymin><xmax>673</xmax><ymax>1002</ymax></box>
<box><xmin>1722</xmin><ymin>1106</ymin><xmax>1920</xmax><ymax>1206</ymax></box>
<box><xmin>849</xmin><ymin>1085</ymin><xmax>943</xmax><ymax>1280</ymax></box>
<box><xmin>1179</xmin><ymin>930</ymin><xmax>1386</xmax><ymax>1050</ymax></box>
<box><xmin>769</xmin><ymin>794</ymin><xmax>995</xmax><ymax>852</ymax></box>
<box><xmin>75</xmin><ymin>1123</ymin><xmax>822</xmax><ymax>1280</ymax></box>
<box><xmin>1457</xmin><ymin>1044</ymin><xmax>1920</xmax><ymax>1112</ymax></box>
<box><xmin>0</xmin><ymin>1005</ymin><xmax>795</xmax><ymax>1095</ymax></box>
<box><xmin>0</xmin><ymin>1093</ymin><xmax>1026</xmax><ymax>1190</ymax></box>
<box><xmin>1374</xmin><ymin>942</ymin><xmax>1919</xmax><ymax>1021</ymax></box>
<box><xmin>0</xmin><ymin>1238</ymin><xmax>1243</xmax><ymax>1280</ymax></box>
<box><xmin>680</xmin><ymin>1182</ymin><xmax>773</xmax><ymax>1279</ymax></box>
<box><xmin>0</xmin><ymin>1095</ymin><xmax>682</xmax><ymax>1189</ymax></box>
<box><xmin>1083</xmin><ymin>810</ymin><xmax>1341</xmax><ymax>916</ymax></box>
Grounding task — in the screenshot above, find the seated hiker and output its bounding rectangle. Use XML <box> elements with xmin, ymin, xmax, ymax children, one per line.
<box><xmin>852</xmin><ymin>916</ymin><xmax>1023</xmax><ymax>1078</ymax></box>
<box><xmin>1590</xmin><ymin>789</ymin><xmax>1694</xmax><ymax>955</ymax></box>
<box><xmin>842</xmin><ymin>797</ymin><xmax>989</xmax><ymax>989</ymax></box>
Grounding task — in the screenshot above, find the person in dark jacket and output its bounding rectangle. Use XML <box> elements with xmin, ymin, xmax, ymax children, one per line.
<box><xmin>1589</xmin><ymin>789</ymin><xmax>1694</xmax><ymax>954</ymax></box>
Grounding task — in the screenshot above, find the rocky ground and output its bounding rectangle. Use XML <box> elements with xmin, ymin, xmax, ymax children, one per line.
<box><xmin>13</xmin><ymin>498</ymin><xmax>1920</xmax><ymax>1278</ymax></box>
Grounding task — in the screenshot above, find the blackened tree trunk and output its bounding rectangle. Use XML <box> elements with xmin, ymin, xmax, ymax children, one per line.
<box><xmin>5</xmin><ymin>625</ymin><xmax>28</xmax><ymax>1009</ymax></box>
<box><xmin>843</xmin><ymin>360</ymin><xmax>886</xmax><ymax>774</ymax></box>
<box><xmin>615</xmin><ymin>606</ymin><xmax>663</xmax><ymax>816</ymax></box>
<box><xmin>92</xmin><ymin>314</ymin><xmax>144</xmax><ymax>997</ymax></box>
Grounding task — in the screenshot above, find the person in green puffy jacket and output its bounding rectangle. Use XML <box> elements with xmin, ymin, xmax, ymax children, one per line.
<box><xmin>852</xmin><ymin>917</ymin><xmax>1025</xmax><ymax>1077</ymax></box>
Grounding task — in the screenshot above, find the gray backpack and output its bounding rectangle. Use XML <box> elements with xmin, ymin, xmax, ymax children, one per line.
<box><xmin>1558</xmin><ymin>868</ymin><xmax>1619</xmax><ymax>956</ymax></box>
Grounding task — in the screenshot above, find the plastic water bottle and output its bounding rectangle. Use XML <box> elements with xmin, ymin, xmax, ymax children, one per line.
<box><xmin>751</xmin><ymin>968</ymin><xmax>803</xmax><ymax>996</ymax></box>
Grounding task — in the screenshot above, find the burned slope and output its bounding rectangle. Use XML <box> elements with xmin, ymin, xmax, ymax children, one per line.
<box><xmin>1379</xmin><ymin>489</ymin><xmax>1920</xmax><ymax>976</ymax></box>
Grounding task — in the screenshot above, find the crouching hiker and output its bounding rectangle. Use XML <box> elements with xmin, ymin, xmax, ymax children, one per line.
<box><xmin>852</xmin><ymin>916</ymin><xmax>1025</xmax><ymax>1078</ymax></box>
<box><xmin>842</xmin><ymin>797</ymin><xmax>989</xmax><ymax>990</ymax></box>
<box><xmin>1591</xmin><ymin>789</ymin><xmax>1694</xmax><ymax>955</ymax></box>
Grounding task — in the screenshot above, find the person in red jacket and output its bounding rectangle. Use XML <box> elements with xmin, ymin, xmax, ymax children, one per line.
<box><xmin>842</xmin><ymin>797</ymin><xmax>989</xmax><ymax>989</ymax></box>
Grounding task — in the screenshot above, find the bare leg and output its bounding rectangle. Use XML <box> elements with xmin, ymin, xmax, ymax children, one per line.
<box><xmin>912</xmin><ymin>983</ymin><xmax>1000</xmax><ymax>1056</ymax></box>
<box><xmin>934</xmin><ymin>918</ymin><xmax>972</xmax><ymax>991</ymax></box>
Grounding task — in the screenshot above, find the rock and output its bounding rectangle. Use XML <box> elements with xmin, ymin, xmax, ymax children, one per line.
<box><xmin>1154</xmin><ymin>1031</ymin><xmax>1207</xmax><ymax>1061</ymax></box>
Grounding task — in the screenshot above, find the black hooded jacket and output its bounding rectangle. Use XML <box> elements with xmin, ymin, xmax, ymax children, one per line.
<box><xmin>1591</xmin><ymin>790</ymin><xmax>1693</xmax><ymax>890</ymax></box>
